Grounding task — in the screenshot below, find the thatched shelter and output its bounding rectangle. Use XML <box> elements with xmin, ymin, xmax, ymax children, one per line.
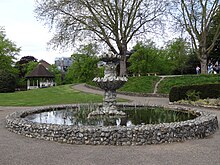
<box><xmin>26</xmin><ymin>64</ymin><xmax>55</xmax><ymax>90</ymax></box>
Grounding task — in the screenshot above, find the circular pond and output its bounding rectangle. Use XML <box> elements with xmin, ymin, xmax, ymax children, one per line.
<box><xmin>24</xmin><ymin>106</ymin><xmax>197</xmax><ymax>127</ymax></box>
<box><xmin>5</xmin><ymin>104</ymin><xmax>218</xmax><ymax>145</ymax></box>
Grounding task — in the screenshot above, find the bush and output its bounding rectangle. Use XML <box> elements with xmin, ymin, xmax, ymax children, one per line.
<box><xmin>186</xmin><ymin>90</ymin><xmax>201</xmax><ymax>101</ymax></box>
<box><xmin>169</xmin><ymin>84</ymin><xmax>220</xmax><ymax>102</ymax></box>
<box><xmin>0</xmin><ymin>70</ymin><xmax>16</xmax><ymax>93</ymax></box>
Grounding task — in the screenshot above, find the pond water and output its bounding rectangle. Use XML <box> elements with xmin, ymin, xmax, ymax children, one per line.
<box><xmin>24</xmin><ymin>107</ymin><xmax>197</xmax><ymax>127</ymax></box>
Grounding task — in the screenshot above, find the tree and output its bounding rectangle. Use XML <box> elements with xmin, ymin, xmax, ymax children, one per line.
<box><xmin>128</xmin><ymin>41</ymin><xmax>161</xmax><ymax>75</ymax></box>
<box><xmin>207</xmin><ymin>6</ymin><xmax>220</xmax><ymax>63</ymax></box>
<box><xmin>49</xmin><ymin>64</ymin><xmax>62</xmax><ymax>85</ymax></box>
<box><xmin>165</xmin><ymin>38</ymin><xmax>190</xmax><ymax>74</ymax></box>
<box><xmin>0</xmin><ymin>70</ymin><xmax>16</xmax><ymax>93</ymax></box>
<box><xmin>0</xmin><ymin>27</ymin><xmax>20</xmax><ymax>73</ymax></box>
<box><xmin>0</xmin><ymin>27</ymin><xmax>20</xmax><ymax>92</ymax></box>
<box><xmin>0</xmin><ymin>28</ymin><xmax>20</xmax><ymax>73</ymax></box>
<box><xmin>0</xmin><ymin>27</ymin><xmax>20</xmax><ymax>57</ymax></box>
<box><xmin>35</xmin><ymin>0</ymin><xmax>169</xmax><ymax>76</ymax></box>
<box><xmin>128</xmin><ymin>38</ymin><xmax>193</xmax><ymax>75</ymax></box>
<box><xmin>171</xmin><ymin>0</ymin><xmax>220</xmax><ymax>74</ymax></box>
<box><xmin>65</xmin><ymin>53</ymin><xmax>99</xmax><ymax>83</ymax></box>
<box><xmin>77</xmin><ymin>43</ymin><xmax>99</xmax><ymax>57</ymax></box>
<box><xmin>128</xmin><ymin>41</ymin><xmax>174</xmax><ymax>75</ymax></box>
<box><xmin>15</xmin><ymin>56</ymin><xmax>38</xmax><ymax>78</ymax></box>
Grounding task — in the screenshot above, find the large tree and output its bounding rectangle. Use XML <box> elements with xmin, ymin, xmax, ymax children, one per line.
<box><xmin>0</xmin><ymin>27</ymin><xmax>20</xmax><ymax>57</ymax></box>
<box><xmin>207</xmin><ymin>6</ymin><xmax>220</xmax><ymax>63</ymax></box>
<box><xmin>171</xmin><ymin>0</ymin><xmax>220</xmax><ymax>74</ymax></box>
<box><xmin>65</xmin><ymin>53</ymin><xmax>99</xmax><ymax>83</ymax></box>
<box><xmin>35</xmin><ymin>0</ymin><xmax>169</xmax><ymax>76</ymax></box>
<box><xmin>165</xmin><ymin>38</ymin><xmax>191</xmax><ymax>74</ymax></box>
<box><xmin>0</xmin><ymin>27</ymin><xmax>20</xmax><ymax>92</ymax></box>
<box><xmin>15</xmin><ymin>56</ymin><xmax>38</xmax><ymax>78</ymax></box>
<box><xmin>0</xmin><ymin>27</ymin><xmax>20</xmax><ymax>73</ymax></box>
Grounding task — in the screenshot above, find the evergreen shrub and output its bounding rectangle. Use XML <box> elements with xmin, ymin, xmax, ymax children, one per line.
<box><xmin>169</xmin><ymin>84</ymin><xmax>220</xmax><ymax>102</ymax></box>
<box><xmin>0</xmin><ymin>70</ymin><xmax>16</xmax><ymax>93</ymax></box>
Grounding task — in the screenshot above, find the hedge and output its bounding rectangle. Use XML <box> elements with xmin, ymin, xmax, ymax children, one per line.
<box><xmin>0</xmin><ymin>70</ymin><xmax>16</xmax><ymax>93</ymax></box>
<box><xmin>169</xmin><ymin>83</ymin><xmax>220</xmax><ymax>102</ymax></box>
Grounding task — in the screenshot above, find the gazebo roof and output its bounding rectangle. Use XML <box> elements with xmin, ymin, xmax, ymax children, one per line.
<box><xmin>39</xmin><ymin>60</ymin><xmax>51</xmax><ymax>69</ymax></box>
<box><xmin>26</xmin><ymin>64</ymin><xmax>55</xmax><ymax>78</ymax></box>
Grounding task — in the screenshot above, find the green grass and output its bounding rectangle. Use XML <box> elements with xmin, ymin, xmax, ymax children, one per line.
<box><xmin>5</xmin><ymin>75</ymin><xmax>216</xmax><ymax>106</ymax></box>
<box><xmin>88</xmin><ymin>74</ymin><xmax>220</xmax><ymax>95</ymax></box>
<box><xmin>158</xmin><ymin>74</ymin><xmax>220</xmax><ymax>94</ymax></box>
<box><xmin>0</xmin><ymin>85</ymin><xmax>104</xmax><ymax>106</ymax></box>
<box><xmin>118</xmin><ymin>76</ymin><xmax>160</xmax><ymax>93</ymax></box>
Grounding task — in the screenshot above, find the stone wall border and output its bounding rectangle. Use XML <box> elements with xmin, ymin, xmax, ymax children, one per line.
<box><xmin>5</xmin><ymin>104</ymin><xmax>218</xmax><ymax>145</ymax></box>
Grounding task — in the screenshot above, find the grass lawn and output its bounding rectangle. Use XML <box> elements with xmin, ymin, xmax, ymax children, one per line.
<box><xmin>118</xmin><ymin>76</ymin><xmax>160</xmax><ymax>93</ymax></box>
<box><xmin>0</xmin><ymin>85</ymin><xmax>104</xmax><ymax>106</ymax></box>
<box><xmin>158</xmin><ymin>74</ymin><xmax>220</xmax><ymax>94</ymax></box>
<box><xmin>2</xmin><ymin>75</ymin><xmax>218</xmax><ymax>106</ymax></box>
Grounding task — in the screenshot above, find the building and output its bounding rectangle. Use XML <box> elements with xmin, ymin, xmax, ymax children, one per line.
<box><xmin>25</xmin><ymin>64</ymin><xmax>55</xmax><ymax>90</ymax></box>
<box><xmin>39</xmin><ymin>59</ymin><xmax>51</xmax><ymax>69</ymax></box>
<box><xmin>55</xmin><ymin>57</ymin><xmax>73</xmax><ymax>72</ymax></box>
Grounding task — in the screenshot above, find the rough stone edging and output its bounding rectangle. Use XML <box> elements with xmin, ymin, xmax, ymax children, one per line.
<box><xmin>170</xmin><ymin>102</ymin><xmax>220</xmax><ymax>110</ymax></box>
<box><xmin>5</xmin><ymin>104</ymin><xmax>218</xmax><ymax>146</ymax></box>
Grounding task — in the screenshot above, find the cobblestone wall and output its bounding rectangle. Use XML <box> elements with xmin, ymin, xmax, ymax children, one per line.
<box><xmin>5</xmin><ymin>105</ymin><xmax>218</xmax><ymax>145</ymax></box>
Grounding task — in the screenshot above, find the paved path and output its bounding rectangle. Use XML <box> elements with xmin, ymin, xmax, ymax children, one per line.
<box><xmin>0</xmin><ymin>84</ymin><xmax>220</xmax><ymax>165</ymax></box>
<box><xmin>153</xmin><ymin>76</ymin><xmax>165</xmax><ymax>94</ymax></box>
<box><xmin>153</xmin><ymin>75</ymin><xmax>183</xmax><ymax>94</ymax></box>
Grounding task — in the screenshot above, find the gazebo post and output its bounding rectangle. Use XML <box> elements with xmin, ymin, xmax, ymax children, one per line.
<box><xmin>27</xmin><ymin>79</ymin><xmax>30</xmax><ymax>90</ymax></box>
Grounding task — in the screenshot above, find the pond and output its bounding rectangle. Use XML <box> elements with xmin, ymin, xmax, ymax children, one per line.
<box><xmin>24</xmin><ymin>106</ymin><xmax>197</xmax><ymax>127</ymax></box>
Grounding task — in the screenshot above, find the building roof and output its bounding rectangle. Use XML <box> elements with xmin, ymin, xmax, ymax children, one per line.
<box><xmin>26</xmin><ymin>64</ymin><xmax>55</xmax><ymax>78</ymax></box>
<box><xmin>39</xmin><ymin>60</ymin><xmax>51</xmax><ymax>69</ymax></box>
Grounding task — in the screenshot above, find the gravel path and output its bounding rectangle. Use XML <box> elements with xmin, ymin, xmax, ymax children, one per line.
<box><xmin>0</xmin><ymin>84</ymin><xmax>219</xmax><ymax>165</ymax></box>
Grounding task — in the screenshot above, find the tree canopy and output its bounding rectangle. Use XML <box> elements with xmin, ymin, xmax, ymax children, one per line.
<box><xmin>128</xmin><ymin>39</ymin><xmax>192</xmax><ymax>75</ymax></box>
<box><xmin>15</xmin><ymin>56</ymin><xmax>38</xmax><ymax>78</ymax></box>
<box><xmin>64</xmin><ymin>43</ymin><xmax>101</xmax><ymax>83</ymax></box>
<box><xmin>0</xmin><ymin>27</ymin><xmax>20</xmax><ymax>73</ymax></box>
<box><xmin>0</xmin><ymin>27</ymin><xmax>20</xmax><ymax>57</ymax></box>
<box><xmin>64</xmin><ymin>53</ymin><xmax>100</xmax><ymax>83</ymax></box>
<box><xmin>35</xmin><ymin>0</ymin><xmax>169</xmax><ymax>76</ymax></box>
<box><xmin>0</xmin><ymin>27</ymin><xmax>20</xmax><ymax>92</ymax></box>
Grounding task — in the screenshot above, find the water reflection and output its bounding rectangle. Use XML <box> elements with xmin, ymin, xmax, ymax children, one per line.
<box><xmin>25</xmin><ymin>107</ymin><xmax>197</xmax><ymax>127</ymax></box>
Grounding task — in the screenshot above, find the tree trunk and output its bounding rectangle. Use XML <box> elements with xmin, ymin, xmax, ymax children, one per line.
<box><xmin>200</xmin><ymin>57</ymin><xmax>207</xmax><ymax>74</ymax></box>
<box><xmin>119</xmin><ymin>56</ymin><xmax>126</xmax><ymax>76</ymax></box>
<box><xmin>199</xmin><ymin>44</ymin><xmax>208</xmax><ymax>74</ymax></box>
<box><xmin>119</xmin><ymin>43</ymin><xmax>127</xmax><ymax>76</ymax></box>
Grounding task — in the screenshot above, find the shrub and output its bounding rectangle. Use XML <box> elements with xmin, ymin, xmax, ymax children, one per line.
<box><xmin>169</xmin><ymin>84</ymin><xmax>220</xmax><ymax>102</ymax></box>
<box><xmin>186</xmin><ymin>90</ymin><xmax>201</xmax><ymax>101</ymax></box>
<box><xmin>0</xmin><ymin>70</ymin><xmax>16</xmax><ymax>93</ymax></box>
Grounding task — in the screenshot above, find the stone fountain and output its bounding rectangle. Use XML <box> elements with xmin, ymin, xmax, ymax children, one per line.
<box><xmin>88</xmin><ymin>52</ymin><xmax>127</xmax><ymax>117</ymax></box>
<box><xmin>5</xmin><ymin>52</ymin><xmax>218</xmax><ymax>146</ymax></box>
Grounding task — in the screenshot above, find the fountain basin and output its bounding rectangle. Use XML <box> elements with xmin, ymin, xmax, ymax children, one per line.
<box><xmin>93</xmin><ymin>77</ymin><xmax>127</xmax><ymax>90</ymax></box>
<box><xmin>5</xmin><ymin>104</ymin><xmax>218</xmax><ymax>145</ymax></box>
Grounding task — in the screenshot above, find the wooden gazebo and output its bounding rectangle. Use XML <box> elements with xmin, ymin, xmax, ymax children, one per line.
<box><xmin>26</xmin><ymin>64</ymin><xmax>55</xmax><ymax>90</ymax></box>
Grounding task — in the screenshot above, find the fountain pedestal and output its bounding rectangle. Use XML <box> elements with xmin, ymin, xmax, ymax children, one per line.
<box><xmin>88</xmin><ymin>53</ymin><xmax>127</xmax><ymax>117</ymax></box>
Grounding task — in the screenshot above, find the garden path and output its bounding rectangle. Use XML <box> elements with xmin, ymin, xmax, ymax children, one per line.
<box><xmin>153</xmin><ymin>75</ymin><xmax>183</xmax><ymax>94</ymax></box>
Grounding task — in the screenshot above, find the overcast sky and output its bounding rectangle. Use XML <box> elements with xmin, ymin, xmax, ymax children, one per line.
<box><xmin>0</xmin><ymin>0</ymin><xmax>72</xmax><ymax>64</ymax></box>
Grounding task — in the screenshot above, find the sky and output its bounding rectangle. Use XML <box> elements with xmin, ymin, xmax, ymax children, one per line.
<box><xmin>0</xmin><ymin>0</ymin><xmax>72</xmax><ymax>64</ymax></box>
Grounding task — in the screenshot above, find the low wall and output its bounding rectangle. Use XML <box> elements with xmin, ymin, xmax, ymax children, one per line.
<box><xmin>5</xmin><ymin>105</ymin><xmax>218</xmax><ymax>145</ymax></box>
